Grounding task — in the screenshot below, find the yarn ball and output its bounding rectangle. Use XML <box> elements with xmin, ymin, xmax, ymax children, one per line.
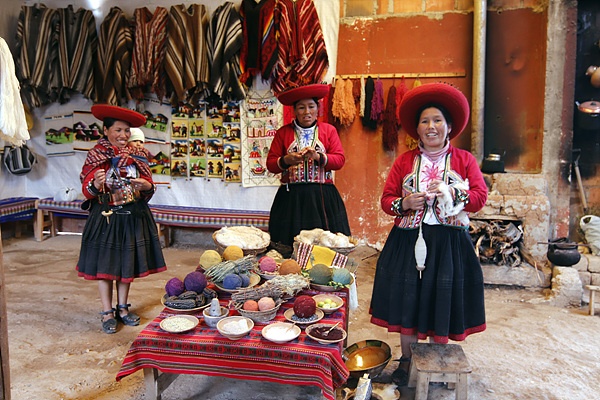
<box><xmin>199</xmin><ymin>250</ymin><xmax>222</xmax><ymax>269</ymax></box>
<box><xmin>243</xmin><ymin>300</ymin><xmax>259</xmax><ymax>311</ymax></box>
<box><xmin>279</xmin><ymin>259</ymin><xmax>301</xmax><ymax>275</ymax></box>
<box><xmin>223</xmin><ymin>245</ymin><xmax>244</xmax><ymax>261</ymax></box>
<box><xmin>293</xmin><ymin>295</ymin><xmax>316</xmax><ymax>318</ymax></box>
<box><xmin>184</xmin><ymin>271</ymin><xmax>208</xmax><ymax>293</ymax></box>
<box><xmin>259</xmin><ymin>256</ymin><xmax>278</xmax><ymax>273</ymax></box>
<box><xmin>240</xmin><ymin>273</ymin><xmax>251</xmax><ymax>287</ymax></box>
<box><xmin>165</xmin><ymin>277</ymin><xmax>185</xmax><ymax>297</ymax></box>
<box><xmin>257</xmin><ymin>297</ymin><xmax>276</xmax><ymax>311</ymax></box>
<box><xmin>222</xmin><ymin>273</ymin><xmax>243</xmax><ymax>290</ymax></box>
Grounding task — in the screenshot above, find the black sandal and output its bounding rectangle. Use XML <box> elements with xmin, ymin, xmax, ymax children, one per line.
<box><xmin>391</xmin><ymin>357</ymin><xmax>411</xmax><ymax>386</ymax></box>
<box><xmin>100</xmin><ymin>309</ymin><xmax>117</xmax><ymax>334</ymax></box>
<box><xmin>116</xmin><ymin>303</ymin><xmax>140</xmax><ymax>326</ymax></box>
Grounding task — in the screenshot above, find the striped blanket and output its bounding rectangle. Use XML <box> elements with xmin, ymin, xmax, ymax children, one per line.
<box><xmin>116</xmin><ymin>289</ymin><xmax>349</xmax><ymax>400</ymax></box>
<box><xmin>0</xmin><ymin>197</ymin><xmax>38</xmax><ymax>223</ymax></box>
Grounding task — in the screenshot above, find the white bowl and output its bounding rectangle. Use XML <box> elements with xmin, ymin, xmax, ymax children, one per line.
<box><xmin>261</xmin><ymin>322</ymin><xmax>301</xmax><ymax>344</ymax></box>
<box><xmin>312</xmin><ymin>294</ymin><xmax>343</xmax><ymax>315</ymax></box>
<box><xmin>159</xmin><ymin>315</ymin><xmax>199</xmax><ymax>333</ymax></box>
<box><xmin>216</xmin><ymin>316</ymin><xmax>254</xmax><ymax>340</ymax></box>
<box><xmin>203</xmin><ymin>306</ymin><xmax>229</xmax><ymax>328</ymax></box>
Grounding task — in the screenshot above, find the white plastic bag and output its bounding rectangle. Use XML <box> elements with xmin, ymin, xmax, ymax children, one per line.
<box><xmin>580</xmin><ymin>215</ymin><xmax>600</xmax><ymax>255</ymax></box>
<box><xmin>54</xmin><ymin>187</ymin><xmax>78</xmax><ymax>202</ymax></box>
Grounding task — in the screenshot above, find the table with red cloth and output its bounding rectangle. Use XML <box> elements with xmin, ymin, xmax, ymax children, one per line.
<box><xmin>116</xmin><ymin>289</ymin><xmax>350</xmax><ymax>400</ymax></box>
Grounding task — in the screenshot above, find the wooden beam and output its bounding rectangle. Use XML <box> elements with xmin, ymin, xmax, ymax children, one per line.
<box><xmin>0</xmin><ymin>228</ymin><xmax>11</xmax><ymax>400</ymax></box>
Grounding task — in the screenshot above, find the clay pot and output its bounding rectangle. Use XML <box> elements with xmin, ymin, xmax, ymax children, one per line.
<box><xmin>547</xmin><ymin>238</ymin><xmax>581</xmax><ymax>266</ymax></box>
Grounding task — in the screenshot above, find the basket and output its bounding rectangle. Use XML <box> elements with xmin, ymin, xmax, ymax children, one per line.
<box><xmin>212</xmin><ymin>232</ymin><xmax>268</xmax><ymax>257</ymax></box>
<box><xmin>234</xmin><ymin>299</ymin><xmax>283</xmax><ymax>324</ymax></box>
<box><xmin>293</xmin><ymin>236</ymin><xmax>358</xmax><ymax>256</ymax></box>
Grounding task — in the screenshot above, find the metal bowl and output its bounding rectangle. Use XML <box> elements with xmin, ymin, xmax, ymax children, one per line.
<box><xmin>342</xmin><ymin>340</ymin><xmax>392</xmax><ymax>379</ymax></box>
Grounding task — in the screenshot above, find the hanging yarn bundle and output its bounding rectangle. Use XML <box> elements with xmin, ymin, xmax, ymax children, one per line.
<box><xmin>362</xmin><ymin>77</ymin><xmax>377</xmax><ymax>130</ymax></box>
<box><xmin>370</xmin><ymin>79</ymin><xmax>384</xmax><ymax>122</ymax></box>
<box><xmin>358</xmin><ymin>76</ymin><xmax>365</xmax><ymax>117</ymax></box>
<box><xmin>331</xmin><ymin>78</ymin><xmax>356</xmax><ymax>127</ymax></box>
<box><xmin>382</xmin><ymin>85</ymin><xmax>399</xmax><ymax>151</ymax></box>
<box><xmin>414</xmin><ymin>224</ymin><xmax>427</xmax><ymax>279</ymax></box>
<box><xmin>395</xmin><ymin>77</ymin><xmax>408</xmax><ymax>126</ymax></box>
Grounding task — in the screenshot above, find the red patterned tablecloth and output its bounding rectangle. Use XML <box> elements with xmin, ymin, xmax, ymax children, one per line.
<box><xmin>116</xmin><ymin>289</ymin><xmax>350</xmax><ymax>400</ymax></box>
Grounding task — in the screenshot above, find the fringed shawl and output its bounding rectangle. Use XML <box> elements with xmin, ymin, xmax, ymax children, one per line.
<box><xmin>80</xmin><ymin>138</ymin><xmax>151</xmax><ymax>182</ymax></box>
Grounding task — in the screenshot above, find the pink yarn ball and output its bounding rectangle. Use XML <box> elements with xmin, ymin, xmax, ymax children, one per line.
<box><xmin>259</xmin><ymin>256</ymin><xmax>278</xmax><ymax>273</ymax></box>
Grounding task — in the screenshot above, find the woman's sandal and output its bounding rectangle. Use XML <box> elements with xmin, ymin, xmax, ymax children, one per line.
<box><xmin>100</xmin><ymin>309</ymin><xmax>117</xmax><ymax>334</ymax></box>
<box><xmin>116</xmin><ymin>303</ymin><xmax>140</xmax><ymax>326</ymax></box>
<box><xmin>391</xmin><ymin>357</ymin><xmax>412</xmax><ymax>386</ymax></box>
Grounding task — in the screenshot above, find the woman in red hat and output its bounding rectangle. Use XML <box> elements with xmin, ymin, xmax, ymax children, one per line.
<box><xmin>266</xmin><ymin>84</ymin><xmax>351</xmax><ymax>251</ymax></box>
<box><xmin>77</xmin><ymin>105</ymin><xmax>166</xmax><ymax>334</ymax></box>
<box><xmin>369</xmin><ymin>83</ymin><xmax>488</xmax><ymax>385</ymax></box>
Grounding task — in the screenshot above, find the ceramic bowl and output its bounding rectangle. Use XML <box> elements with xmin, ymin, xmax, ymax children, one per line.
<box><xmin>216</xmin><ymin>316</ymin><xmax>254</xmax><ymax>340</ymax></box>
<box><xmin>261</xmin><ymin>322</ymin><xmax>301</xmax><ymax>344</ymax></box>
<box><xmin>202</xmin><ymin>306</ymin><xmax>229</xmax><ymax>328</ymax></box>
<box><xmin>312</xmin><ymin>294</ymin><xmax>343</xmax><ymax>314</ymax></box>
<box><xmin>305</xmin><ymin>323</ymin><xmax>347</xmax><ymax>345</ymax></box>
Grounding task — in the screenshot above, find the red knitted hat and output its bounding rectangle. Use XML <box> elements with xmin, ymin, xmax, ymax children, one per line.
<box><xmin>399</xmin><ymin>83</ymin><xmax>470</xmax><ymax>140</ymax></box>
<box><xmin>276</xmin><ymin>84</ymin><xmax>330</xmax><ymax>106</ymax></box>
<box><xmin>91</xmin><ymin>104</ymin><xmax>146</xmax><ymax>128</ymax></box>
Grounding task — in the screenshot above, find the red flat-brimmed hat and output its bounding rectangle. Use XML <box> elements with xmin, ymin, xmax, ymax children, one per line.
<box><xmin>399</xmin><ymin>83</ymin><xmax>470</xmax><ymax>140</ymax></box>
<box><xmin>276</xmin><ymin>84</ymin><xmax>330</xmax><ymax>106</ymax></box>
<box><xmin>91</xmin><ymin>104</ymin><xmax>146</xmax><ymax>127</ymax></box>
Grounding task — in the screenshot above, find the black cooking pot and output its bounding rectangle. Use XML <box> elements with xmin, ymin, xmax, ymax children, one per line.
<box><xmin>547</xmin><ymin>237</ymin><xmax>581</xmax><ymax>266</ymax></box>
<box><xmin>577</xmin><ymin>101</ymin><xmax>600</xmax><ymax>131</ymax></box>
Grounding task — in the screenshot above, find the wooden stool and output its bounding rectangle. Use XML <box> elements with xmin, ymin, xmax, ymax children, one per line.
<box><xmin>585</xmin><ymin>285</ymin><xmax>600</xmax><ymax>316</ymax></box>
<box><xmin>408</xmin><ymin>343</ymin><xmax>471</xmax><ymax>400</ymax></box>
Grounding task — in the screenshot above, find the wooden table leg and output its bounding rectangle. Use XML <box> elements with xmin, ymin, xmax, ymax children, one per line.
<box><xmin>143</xmin><ymin>367</ymin><xmax>179</xmax><ymax>400</ymax></box>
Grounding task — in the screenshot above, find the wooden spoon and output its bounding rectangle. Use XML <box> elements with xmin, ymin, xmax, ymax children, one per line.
<box><xmin>323</xmin><ymin>322</ymin><xmax>340</xmax><ymax>337</ymax></box>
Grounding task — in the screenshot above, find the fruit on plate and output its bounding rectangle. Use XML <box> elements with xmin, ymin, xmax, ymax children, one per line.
<box><xmin>308</xmin><ymin>264</ymin><xmax>332</xmax><ymax>285</ymax></box>
<box><xmin>258</xmin><ymin>296</ymin><xmax>276</xmax><ymax>311</ymax></box>
<box><xmin>199</xmin><ymin>250</ymin><xmax>222</xmax><ymax>270</ymax></box>
<box><xmin>165</xmin><ymin>277</ymin><xmax>185</xmax><ymax>297</ymax></box>
<box><xmin>293</xmin><ymin>295</ymin><xmax>316</xmax><ymax>318</ymax></box>
<box><xmin>317</xmin><ymin>298</ymin><xmax>339</xmax><ymax>309</ymax></box>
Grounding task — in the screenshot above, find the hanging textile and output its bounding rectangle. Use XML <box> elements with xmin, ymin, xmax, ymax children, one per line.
<box><xmin>270</xmin><ymin>0</ymin><xmax>328</xmax><ymax>95</ymax></box>
<box><xmin>359</xmin><ymin>76</ymin><xmax>365</xmax><ymax>117</ymax></box>
<box><xmin>164</xmin><ymin>4</ymin><xmax>210</xmax><ymax>105</ymax></box>
<box><xmin>239</xmin><ymin>0</ymin><xmax>277</xmax><ymax>86</ymax></box>
<box><xmin>0</xmin><ymin>37</ymin><xmax>30</xmax><ymax>146</ymax></box>
<box><xmin>15</xmin><ymin>4</ymin><xmax>59</xmax><ymax>108</ymax></box>
<box><xmin>128</xmin><ymin>7</ymin><xmax>169</xmax><ymax>101</ymax></box>
<box><xmin>395</xmin><ymin>76</ymin><xmax>408</xmax><ymax>123</ymax></box>
<box><xmin>96</xmin><ymin>7</ymin><xmax>133</xmax><ymax>105</ymax></box>
<box><xmin>382</xmin><ymin>85</ymin><xmax>399</xmax><ymax>151</ymax></box>
<box><xmin>405</xmin><ymin>78</ymin><xmax>422</xmax><ymax>149</ymax></box>
<box><xmin>57</xmin><ymin>5</ymin><xmax>97</xmax><ymax>104</ymax></box>
<box><xmin>207</xmin><ymin>2</ymin><xmax>246</xmax><ymax>101</ymax></box>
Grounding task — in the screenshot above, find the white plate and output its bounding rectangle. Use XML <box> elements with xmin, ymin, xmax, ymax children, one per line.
<box><xmin>283</xmin><ymin>308</ymin><xmax>324</xmax><ymax>326</ymax></box>
<box><xmin>159</xmin><ymin>315</ymin><xmax>199</xmax><ymax>333</ymax></box>
<box><xmin>213</xmin><ymin>273</ymin><xmax>261</xmax><ymax>293</ymax></box>
<box><xmin>261</xmin><ymin>322</ymin><xmax>301</xmax><ymax>344</ymax></box>
<box><xmin>306</xmin><ymin>323</ymin><xmax>347</xmax><ymax>345</ymax></box>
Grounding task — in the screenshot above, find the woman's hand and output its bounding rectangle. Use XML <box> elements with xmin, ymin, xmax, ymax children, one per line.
<box><xmin>402</xmin><ymin>192</ymin><xmax>427</xmax><ymax>210</ymax></box>
<box><xmin>300</xmin><ymin>147</ymin><xmax>320</xmax><ymax>161</ymax></box>
<box><xmin>282</xmin><ymin>152</ymin><xmax>305</xmax><ymax>167</ymax></box>
<box><xmin>93</xmin><ymin>170</ymin><xmax>106</xmax><ymax>189</ymax></box>
<box><xmin>130</xmin><ymin>178</ymin><xmax>150</xmax><ymax>191</ymax></box>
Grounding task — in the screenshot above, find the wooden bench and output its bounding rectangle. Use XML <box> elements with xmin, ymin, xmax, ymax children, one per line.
<box><xmin>35</xmin><ymin>198</ymin><xmax>88</xmax><ymax>241</ymax></box>
<box><xmin>408</xmin><ymin>343</ymin><xmax>472</xmax><ymax>400</ymax></box>
<box><xmin>585</xmin><ymin>285</ymin><xmax>600</xmax><ymax>316</ymax></box>
<box><xmin>0</xmin><ymin>197</ymin><xmax>38</xmax><ymax>239</ymax></box>
<box><xmin>149</xmin><ymin>204</ymin><xmax>270</xmax><ymax>247</ymax></box>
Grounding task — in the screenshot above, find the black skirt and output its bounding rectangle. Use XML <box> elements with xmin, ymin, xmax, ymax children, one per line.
<box><xmin>268</xmin><ymin>183</ymin><xmax>351</xmax><ymax>247</ymax></box>
<box><xmin>76</xmin><ymin>200</ymin><xmax>167</xmax><ymax>283</ymax></box>
<box><xmin>369</xmin><ymin>224</ymin><xmax>486</xmax><ymax>343</ymax></box>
